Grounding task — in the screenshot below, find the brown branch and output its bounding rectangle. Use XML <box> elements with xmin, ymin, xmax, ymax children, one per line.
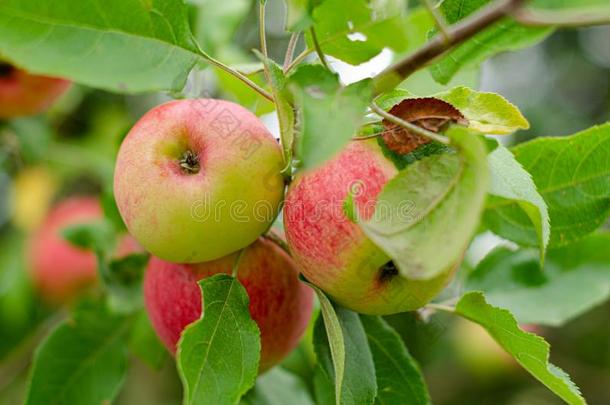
<box><xmin>373</xmin><ymin>0</ymin><xmax>525</xmax><ymax>95</ymax></box>
<box><xmin>513</xmin><ymin>6</ymin><xmax>610</xmax><ymax>28</ymax></box>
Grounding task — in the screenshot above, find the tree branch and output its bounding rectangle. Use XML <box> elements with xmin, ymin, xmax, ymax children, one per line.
<box><xmin>513</xmin><ymin>6</ymin><xmax>610</xmax><ymax>28</ymax></box>
<box><xmin>373</xmin><ymin>0</ymin><xmax>525</xmax><ymax>95</ymax></box>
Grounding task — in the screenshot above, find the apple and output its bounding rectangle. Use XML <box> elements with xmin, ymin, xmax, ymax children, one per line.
<box><xmin>143</xmin><ymin>236</ymin><xmax>314</xmax><ymax>371</ymax></box>
<box><xmin>283</xmin><ymin>139</ymin><xmax>457</xmax><ymax>315</ymax></box>
<box><xmin>114</xmin><ymin>99</ymin><xmax>285</xmax><ymax>263</ymax></box>
<box><xmin>29</xmin><ymin>197</ymin><xmax>140</xmax><ymax>304</ymax></box>
<box><xmin>0</xmin><ymin>61</ymin><xmax>71</xmax><ymax>118</ymax></box>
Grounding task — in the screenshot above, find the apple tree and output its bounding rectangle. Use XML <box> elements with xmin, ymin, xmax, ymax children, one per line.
<box><xmin>0</xmin><ymin>0</ymin><xmax>610</xmax><ymax>404</ymax></box>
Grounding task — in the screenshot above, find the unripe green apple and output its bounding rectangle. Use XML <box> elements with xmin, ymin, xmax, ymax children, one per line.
<box><xmin>144</xmin><ymin>237</ymin><xmax>314</xmax><ymax>371</ymax></box>
<box><xmin>0</xmin><ymin>61</ymin><xmax>70</xmax><ymax>118</ymax></box>
<box><xmin>283</xmin><ymin>139</ymin><xmax>457</xmax><ymax>315</ymax></box>
<box><xmin>114</xmin><ymin>99</ymin><xmax>285</xmax><ymax>263</ymax></box>
<box><xmin>28</xmin><ymin>197</ymin><xmax>140</xmax><ymax>304</ymax></box>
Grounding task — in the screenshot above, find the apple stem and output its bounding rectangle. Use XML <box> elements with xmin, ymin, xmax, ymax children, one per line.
<box><xmin>426</xmin><ymin>303</ymin><xmax>456</xmax><ymax>313</ymax></box>
<box><xmin>232</xmin><ymin>249</ymin><xmax>246</xmax><ymax>278</ymax></box>
<box><xmin>179</xmin><ymin>150</ymin><xmax>200</xmax><ymax>174</ymax></box>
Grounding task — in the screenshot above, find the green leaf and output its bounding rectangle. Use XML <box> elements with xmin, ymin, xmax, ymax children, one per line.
<box><xmin>289</xmin><ymin>65</ymin><xmax>372</xmax><ymax>171</ymax></box>
<box><xmin>434</xmin><ymin>87</ymin><xmax>529</xmax><ymax>134</ymax></box>
<box><xmin>177</xmin><ymin>274</ymin><xmax>260</xmax><ymax>405</ymax></box>
<box><xmin>25</xmin><ymin>302</ymin><xmax>130</xmax><ymax>405</ymax></box>
<box><xmin>429</xmin><ymin>0</ymin><xmax>552</xmax><ymax>84</ymax></box>
<box><xmin>453</xmin><ymin>292</ymin><xmax>585</xmax><ymax>405</ymax></box>
<box><xmin>61</xmin><ymin>221</ymin><xmax>115</xmax><ymax>253</ymax></box>
<box><xmin>104</xmin><ymin>253</ymin><xmax>150</xmax><ymax>313</ymax></box>
<box><xmin>284</xmin><ymin>0</ymin><xmax>315</xmax><ymax>32</ymax></box>
<box><xmin>532</xmin><ymin>0</ymin><xmax>610</xmax><ymax>9</ymax></box>
<box><xmin>357</xmin><ymin>127</ymin><xmax>489</xmax><ymax>280</ymax></box>
<box><xmin>487</xmin><ymin>123</ymin><xmax>610</xmax><ymax>248</ymax></box>
<box><xmin>129</xmin><ymin>311</ymin><xmax>167</xmax><ymax>369</ymax></box>
<box><xmin>309</xmin><ymin>0</ymin><xmax>409</xmax><ymax>65</ymax></box>
<box><xmin>0</xmin><ymin>0</ymin><xmax>199</xmax><ymax>93</ymax></box>
<box><xmin>467</xmin><ymin>233</ymin><xmax>610</xmax><ymax>326</ymax></box>
<box><xmin>254</xmin><ymin>51</ymin><xmax>295</xmax><ymax>171</ymax></box>
<box><xmin>308</xmin><ymin>283</ymin><xmax>377</xmax><ymax>405</ymax></box>
<box><xmin>360</xmin><ymin>316</ymin><xmax>430</xmax><ymax>405</ymax></box>
<box><xmin>241</xmin><ymin>368</ymin><xmax>314</xmax><ymax>405</ymax></box>
<box><xmin>191</xmin><ymin>0</ymin><xmax>251</xmax><ymax>56</ymax></box>
<box><xmin>313</xmin><ymin>313</ymin><xmax>377</xmax><ymax>405</ymax></box>
<box><xmin>485</xmin><ymin>145</ymin><xmax>550</xmax><ymax>261</ymax></box>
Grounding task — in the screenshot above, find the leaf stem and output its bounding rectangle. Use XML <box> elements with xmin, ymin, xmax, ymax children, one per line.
<box><xmin>285</xmin><ymin>48</ymin><xmax>313</xmax><ymax>73</ymax></box>
<box><xmin>425</xmin><ymin>303</ymin><xmax>456</xmax><ymax>313</ymax></box>
<box><xmin>352</xmin><ymin>131</ymin><xmax>385</xmax><ymax>141</ymax></box>
<box><xmin>309</xmin><ymin>27</ymin><xmax>330</xmax><ymax>69</ymax></box>
<box><xmin>283</xmin><ymin>33</ymin><xmax>300</xmax><ymax>71</ymax></box>
<box><xmin>264</xmin><ymin>229</ymin><xmax>291</xmax><ymax>255</ymax></box>
<box><xmin>369</xmin><ymin>102</ymin><xmax>451</xmax><ymax>145</ymax></box>
<box><xmin>372</xmin><ymin>0</ymin><xmax>525</xmax><ymax>95</ymax></box>
<box><xmin>259</xmin><ymin>1</ymin><xmax>272</xmax><ymax>88</ymax></box>
<box><xmin>232</xmin><ymin>249</ymin><xmax>246</xmax><ymax>278</ymax></box>
<box><xmin>513</xmin><ymin>6</ymin><xmax>610</xmax><ymax>27</ymax></box>
<box><xmin>422</xmin><ymin>0</ymin><xmax>451</xmax><ymax>43</ymax></box>
<box><xmin>195</xmin><ymin>45</ymin><xmax>273</xmax><ymax>102</ymax></box>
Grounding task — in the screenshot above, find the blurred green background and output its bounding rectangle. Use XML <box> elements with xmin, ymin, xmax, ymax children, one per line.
<box><xmin>0</xmin><ymin>1</ymin><xmax>609</xmax><ymax>404</ymax></box>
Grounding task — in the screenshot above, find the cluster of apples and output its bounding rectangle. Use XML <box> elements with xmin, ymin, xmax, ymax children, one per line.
<box><xmin>113</xmin><ymin>98</ymin><xmax>458</xmax><ymax>370</ymax></box>
<box><xmin>6</xmin><ymin>60</ymin><xmax>458</xmax><ymax>370</ymax></box>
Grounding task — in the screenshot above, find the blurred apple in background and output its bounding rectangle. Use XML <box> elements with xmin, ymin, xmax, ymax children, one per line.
<box><xmin>28</xmin><ymin>196</ymin><xmax>139</xmax><ymax>304</ymax></box>
<box><xmin>10</xmin><ymin>166</ymin><xmax>57</xmax><ymax>231</ymax></box>
<box><xmin>0</xmin><ymin>62</ymin><xmax>71</xmax><ymax>118</ymax></box>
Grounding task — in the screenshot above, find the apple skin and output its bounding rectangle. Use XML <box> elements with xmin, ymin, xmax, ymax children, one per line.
<box><xmin>114</xmin><ymin>99</ymin><xmax>285</xmax><ymax>263</ymax></box>
<box><xmin>0</xmin><ymin>62</ymin><xmax>70</xmax><ymax>118</ymax></box>
<box><xmin>29</xmin><ymin>197</ymin><xmax>140</xmax><ymax>304</ymax></box>
<box><xmin>283</xmin><ymin>139</ymin><xmax>457</xmax><ymax>315</ymax></box>
<box><xmin>143</xmin><ymin>237</ymin><xmax>314</xmax><ymax>372</ymax></box>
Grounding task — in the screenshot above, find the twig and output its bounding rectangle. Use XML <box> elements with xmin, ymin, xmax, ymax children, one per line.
<box><xmin>259</xmin><ymin>1</ymin><xmax>272</xmax><ymax>88</ymax></box>
<box><xmin>352</xmin><ymin>131</ymin><xmax>385</xmax><ymax>141</ymax></box>
<box><xmin>422</xmin><ymin>0</ymin><xmax>451</xmax><ymax>43</ymax></box>
<box><xmin>369</xmin><ymin>102</ymin><xmax>450</xmax><ymax>145</ymax></box>
<box><xmin>285</xmin><ymin>48</ymin><xmax>314</xmax><ymax>73</ymax></box>
<box><xmin>309</xmin><ymin>27</ymin><xmax>330</xmax><ymax>69</ymax></box>
<box><xmin>283</xmin><ymin>33</ymin><xmax>300</xmax><ymax>71</ymax></box>
<box><xmin>373</xmin><ymin>0</ymin><xmax>525</xmax><ymax>95</ymax></box>
<box><xmin>513</xmin><ymin>6</ymin><xmax>610</xmax><ymax>28</ymax></box>
<box><xmin>195</xmin><ymin>44</ymin><xmax>273</xmax><ymax>102</ymax></box>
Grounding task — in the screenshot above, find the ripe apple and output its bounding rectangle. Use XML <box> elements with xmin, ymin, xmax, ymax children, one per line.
<box><xmin>283</xmin><ymin>139</ymin><xmax>457</xmax><ymax>315</ymax></box>
<box><xmin>144</xmin><ymin>237</ymin><xmax>314</xmax><ymax>371</ymax></box>
<box><xmin>29</xmin><ymin>197</ymin><xmax>140</xmax><ymax>304</ymax></box>
<box><xmin>0</xmin><ymin>61</ymin><xmax>71</xmax><ymax>118</ymax></box>
<box><xmin>114</xmin><ymin>99</ymin><xmax>285</xmax><ymax>263</ymax></box>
